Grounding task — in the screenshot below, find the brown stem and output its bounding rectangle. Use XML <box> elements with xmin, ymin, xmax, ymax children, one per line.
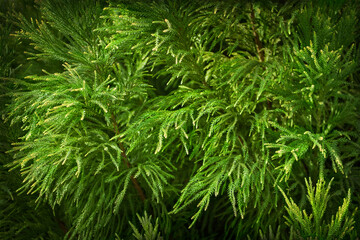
<box><xmin>250</xmin><ymin>4</ymin><xmax>265</xmax><ymax>62</ymax></box>
<box><xmin>111</xmin><ymin>113</ymin><xmax>146</xmax><ymax>201</ymax></box>
<box><xmin>57</xmin><ymin>219</ymin><xmax>68</xmax><ymax>235</ymax></box>
<box><xmin>56</xmin><ymin>219</ymin><xmax>76</xmax><ymax>239</ymax></box>
<box><xmin>250</xmin><ymin>4</ymin><xmax>273</xmax><ymax>110</ymax></box>
<box><xmin>238</xmin><ymin>136</ymin><xmax>244</xmax><ymax>146</ymax></box>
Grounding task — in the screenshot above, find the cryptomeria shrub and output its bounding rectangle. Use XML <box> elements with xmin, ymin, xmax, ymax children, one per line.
<box><xmin>1</xmin><ymin>0</ymin><xmax>359</xmax><ymax>239</ymax></box>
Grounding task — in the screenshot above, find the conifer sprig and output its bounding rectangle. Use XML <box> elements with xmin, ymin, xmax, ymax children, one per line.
<box><xmin>279</xmin><ymin>178</ymin><xmax>355</xmax><ymax>239</ymax></box>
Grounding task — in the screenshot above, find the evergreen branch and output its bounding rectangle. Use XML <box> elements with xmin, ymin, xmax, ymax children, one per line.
<box><xmin>3</xmin><ymin>0</ymin><xmax>359</xmax><ymax>239</ymax></box>
<box><xmin>111</xmin><ymin>113</ymin><xmax>146</xmax><ymax>201</ymax></box>
<box><xmin>280</xmin><ymin>178</ymin><xmax>355</xmax><ymax>239</ymax></box>
<box><xmin>128</xmin><ymin>211</ymin><xmax>163</xmax><ymax>240</ymax></box>
<box><xmin>250</xmin><ymin>4</ymin><xmax>264</xmax><ymax>62</ymax></box>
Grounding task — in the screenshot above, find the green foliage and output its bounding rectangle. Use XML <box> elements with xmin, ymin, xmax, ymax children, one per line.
<box><xmin>1</xmin><ymin>1</ymin><xmax>64</xmax><ymax>239</ymax></box>
<box><xmin>1</xmin><ymin>0</ymin><xmax>359</xmax><ymax>239</ymax></box>
<box><xmin>127</xmin><ymin>211</ymin><xmax>163</xmax><ymax>240</ymax></box>
<box><xmin>280</xmin><ymin>178</ymin><xmax>355</xmax><ymax>239</ymax></box>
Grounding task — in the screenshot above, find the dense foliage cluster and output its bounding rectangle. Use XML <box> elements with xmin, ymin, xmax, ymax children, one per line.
<box><xmin>1</xmin><ymin>0</ymin><xmax>359</xmax><ymax>239</ymax></box>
